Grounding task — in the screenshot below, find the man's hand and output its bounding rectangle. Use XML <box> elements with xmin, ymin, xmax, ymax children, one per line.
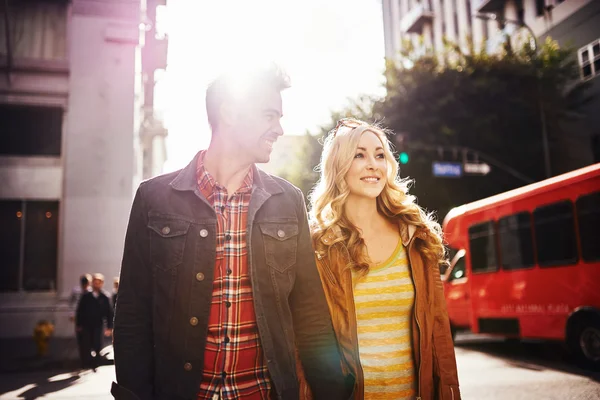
<box><xmin>104</xmin><ymin>328</ymin><xmax>113</xmax><ymax>337</ymax></box>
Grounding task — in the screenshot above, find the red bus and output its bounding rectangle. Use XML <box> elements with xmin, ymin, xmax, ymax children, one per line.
<box><xmin>442</xmin><ymin>163</ymin><xmax>600</xmax><ymax>368</ymax></box>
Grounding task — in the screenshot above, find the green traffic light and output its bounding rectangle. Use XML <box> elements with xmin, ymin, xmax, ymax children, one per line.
<box><xmin>399</xmin><ymin>152</ymin><xmax>409</xmax><ymax>164</ymax></box>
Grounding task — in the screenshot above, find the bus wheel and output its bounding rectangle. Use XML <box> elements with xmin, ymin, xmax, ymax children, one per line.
<box><xmin>450</xmin><ymin>324</ymin><xmax>457</xmax><ymax>342</ymax></box>
<box><xmin>569</xmin><ymin>318</ymin><xmax>600</xmax><ymax>370</ymax></box>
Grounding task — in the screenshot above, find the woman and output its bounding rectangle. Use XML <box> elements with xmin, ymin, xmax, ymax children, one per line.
<box><xmin>298</xmin><ymin>119</ymin><xmax>461</xmax><ymax>400</ymax></box>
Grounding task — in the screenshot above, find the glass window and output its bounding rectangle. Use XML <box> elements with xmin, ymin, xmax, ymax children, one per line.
<box><xmin>534</xmin><ymin>200</ymin><xmax>578</xmax><ymax>267</ymax></box>
<box><xmin>468</xmin><ymin>221</ymin><xmax>498</xmax><ymax>273</ymax></box>
<box><xmin>0</xmin><ymin>105</ymin><xmax>63</xmax><ymax>156</ymax></box>
<box><xmin>579</xmin><ymin>40</ymin><xmax>600</xmax><ymax>80</ymax></box>
<box><xmin>0</xmin><ymin>200</ymin><xmax>59</xmax><ymax>292</ymax></box>
<box><xmin>576</xmin><ymin>192</ymin><xmax>600</xmax><ymax>262</ymax></box>
<box><xmin>498</xmin><ymin>212</ymin><xmax>535</xmax><ymax>270</ymax></box>
<box><xmin>0</xmin><ymin>201</ymin><xmax>22</xmax><ymax>292</ymax></box>
<box><xmin>448</xmin><ymin>251</ymin><xmax>466</xmax><ymax>282</ymax></box>
<box><xmin>23</xmin><ymin>202</ymin><xmax>59</xmax><ymax>291</ymax></box>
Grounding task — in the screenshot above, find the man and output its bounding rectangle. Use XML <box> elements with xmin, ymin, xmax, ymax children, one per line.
<box><xmin>70</xmin><ymin>273</ymin><xmax>92</xmax><ymax>368</ymax></box>
<box><xmin>112</xmin><ymin>65</ymin><xmax>351</xmax><ymax>400</ymax></box>
<box><xmin>111</xmin><ymin>277</ymin><xmax>119</xmax><ymax>311</ymax></box>
<box><xmin>76</xmin><ymin>273</ymin><xmax>113</xmax><ymax>370</ymax></box>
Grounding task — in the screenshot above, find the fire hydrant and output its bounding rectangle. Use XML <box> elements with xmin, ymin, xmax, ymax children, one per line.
<box><xmin>33</xmin><ymin>320</ymin><xmax>54</xmax><ymax>357</ymax></box>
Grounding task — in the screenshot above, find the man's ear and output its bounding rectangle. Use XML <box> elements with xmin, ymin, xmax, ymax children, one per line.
<box><xmin>219</xmin><ymin>102</ymin><xmax>237</xmax><ymax>128</ymax></box>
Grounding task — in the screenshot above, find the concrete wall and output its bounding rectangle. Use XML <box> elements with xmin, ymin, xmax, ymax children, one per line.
<box><xmin>540</xmin><ymin>1</ymin><xmax>600</xmax><ymax>173</ymax></box>
<box><xmin>0</xmin><ymin>0</ymin><xmax>143</xmax><ymax>338</ymax></box>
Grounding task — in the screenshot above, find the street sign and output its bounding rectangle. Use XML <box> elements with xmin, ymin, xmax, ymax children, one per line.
<box><xmin>432</xmin><ymin>162</ymin><xmax>463</xmax><ymax>178</ymax></box>
<box><xmin>464</xmin><ymin>162</ymin><xmax>491</xmax><ymax>175</ymax></box>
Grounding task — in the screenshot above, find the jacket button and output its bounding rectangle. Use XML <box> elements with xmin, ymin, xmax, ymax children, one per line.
<box><xmin>161</xmin><ymin>226</ymin><xmax>170</xmax><ymax>235</ymax></box>
<box><xmin>196</xmin><ymin>272</ymin><xmax>205</xmax><ymax>281</ymax></box>
<box><xmin>277</xmin><ymin>229</ymin><xmax>285</xmax><ymax>238</ymax></box>
<box><xmin>189</xmin><ymin>317</ymin><xmax>198</xmax><ymax>326</ymax></box>
<box><xmin>199</xmin><ymin>229</ymin><xmax>208</xmax><ymax>238</ymax></box>
<box><xmin>184</xmin><ymin>362</ymin><xmax>192</xmax><ymax>371</ymax></box>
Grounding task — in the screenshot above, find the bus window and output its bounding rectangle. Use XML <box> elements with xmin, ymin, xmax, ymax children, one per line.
<box><xmin>448</xmin><ymin>252</ymin><xmax>467</xmax><ymax>282</ymax></box>
<box><xmin>533</xmin><ymin>200</ymin><xmax>578</xmax><ymax>267</ymax></box>
<box><xmin>468</xmin><ymin>221</ymin><xmax>498</xmax><ymax>273</ymax></box>
<box><xmin>576</xmin><ymin>191</ymin><xmax>600</xmax><ymax>262</ymax></box>
<box><xmin>498</xmin><ymin>212</ymin><xmax>535</xmax><ymax>270</ymax></box>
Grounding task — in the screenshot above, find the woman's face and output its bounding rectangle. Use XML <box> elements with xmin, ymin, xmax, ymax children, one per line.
<box><xmin>345</xmin><ymin>130</ymin><xmax>388</xmax><ymax>200</ymax></box>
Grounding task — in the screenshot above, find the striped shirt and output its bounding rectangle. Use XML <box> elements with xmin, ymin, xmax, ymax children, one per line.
<box><xmin>352</xmin><ymin>240</ymin><xmax>416</xmax><ymax>400</ymax></box>
<box><xmin>196</xmin><ymin>151</ymin><xmax>272</xmax><ymax>399</ymax></box>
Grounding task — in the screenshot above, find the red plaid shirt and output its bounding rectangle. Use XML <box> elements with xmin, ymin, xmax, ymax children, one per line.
<box><xmin>196</xmin><ymin>151</ymin><xmax>272</xmax><ymax>400</ymax></box>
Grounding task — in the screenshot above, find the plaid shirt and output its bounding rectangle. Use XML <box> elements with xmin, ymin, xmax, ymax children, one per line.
<box><xmin>196</xmin><ymin>151</ymin><xmax>272</xmax><ymax>400</ymax></box>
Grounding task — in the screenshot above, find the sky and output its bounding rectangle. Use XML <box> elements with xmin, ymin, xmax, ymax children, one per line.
<box><xmin>155</xmin><ymin>0</ymin><xmax>386</xmax><ymax>172</ymax></box>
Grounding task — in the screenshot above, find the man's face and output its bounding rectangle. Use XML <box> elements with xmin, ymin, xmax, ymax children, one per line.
<box><xmin>92</xmin><ymin>278</ymin><xmax>104</xmax><ymax>292</ymax></box>
<box><xmin>231</xmin><ymin>88</ymin><xmax>284</xmax><ymax>164</ymax></box>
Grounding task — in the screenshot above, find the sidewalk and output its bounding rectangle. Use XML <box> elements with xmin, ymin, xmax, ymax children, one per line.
<box><xmin>0</xmin><ymin>337</ymin><xmax>112</xmax><ymax>373</ymax></box>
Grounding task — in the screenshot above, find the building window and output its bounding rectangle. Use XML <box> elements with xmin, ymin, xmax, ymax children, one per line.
<box><xmin>0</xmin><ymin>1</ymin><xmax>67</xmax><ymax>61</ymax></box>
<box><xmin>0</xmin><ymin>104</ymin><xmax>63</xmax><ymax>156</ymax></box>
<box><xmin>534</xmin><ymin>200</ymin><xmax>578</xmax><ymax>267</ymax></box>
<box><xmin>535</xmin><ymin>0</ymin><xmax>545</xmax><ymax>16</ymax></box>
<box><xmin>466</xmin><ymin>0</ymin><xmax>473</xmax><ymax>34</ymax></box>
<box><xmin>576</xmin><ymin>192</ymin><xmax>600</xmax><ymax>262</ymax></box>
<box><xmin>498</xmin><ymin>212</ymin><xmax>535</xmax><ymax>270</ymax></box>
<box><xmin>0</xmin><ymin>200</ymin><xmax>59</xmax><ymax>292</ymax></box>
<box><xmin>468</xmin><ymin>221</ymin><xmax>498</xmax><ymax>273</ymax></box>
<box><xmin>578</xmin><ymin>39</ymin><xmax>600</xmax><ymax>81</ymax></box>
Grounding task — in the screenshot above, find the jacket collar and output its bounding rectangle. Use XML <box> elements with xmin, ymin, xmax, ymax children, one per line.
<box><xmin>320</xmin><ymin>219</ymin><xmax>420</xmax><ymax>249</ymax></box>
<box><xmin>169</xmin><ymin>151</ymin><xmax>284</xmax><ymax>197</ymax></box>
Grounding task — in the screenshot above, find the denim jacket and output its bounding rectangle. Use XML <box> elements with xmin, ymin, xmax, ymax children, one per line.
<box><xmin>112</xmin><ymin>153</ymin><xmax>351</xmax><ymax>400</ymax></box>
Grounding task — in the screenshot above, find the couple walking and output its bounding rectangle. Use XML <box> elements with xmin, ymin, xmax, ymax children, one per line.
<box><xmin>112</xmin><ymin>65</ymin><xmax>460</xmax><ymax>400</ymax></box>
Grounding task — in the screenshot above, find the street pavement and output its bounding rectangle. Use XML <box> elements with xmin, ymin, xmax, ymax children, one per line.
<box><xmin>1</xmin><ymin>334</ymin><xmax>599</xmax><ymax>399</ymax></box>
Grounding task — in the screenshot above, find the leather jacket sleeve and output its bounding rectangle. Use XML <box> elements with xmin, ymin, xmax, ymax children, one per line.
<box><xmin>432</xmin><ymin>264</ymin><xmax>461</xmax><ymax>400</ymax></box>
<box><xmin>289</xmin><ymin>189</ymin><xmax>353</xmax><ymax>400</ymax></box>
<box><xmin>112</xmin><ymin>185</ymin><xmax>154</xmax><ymax>399</ymax></box>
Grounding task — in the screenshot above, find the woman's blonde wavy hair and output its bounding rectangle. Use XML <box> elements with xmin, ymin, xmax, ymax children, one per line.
<box><xmin>308</xmin><ymin>119</ymin><xmax>447</xmax><ymax>277</ymax></box>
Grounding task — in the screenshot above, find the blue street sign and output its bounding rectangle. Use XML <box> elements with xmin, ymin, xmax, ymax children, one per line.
<box><xmin>432</xmin><ymin>162</ymin><xmax>463</xmax><ymax>178</ymax></box>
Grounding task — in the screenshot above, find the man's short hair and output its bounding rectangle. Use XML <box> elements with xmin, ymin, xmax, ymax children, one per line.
<box><xmin>93</xmin><ymin>273</ymin><xmax>105</xmax><ymax>282</ymax></box>
<box><xmin>205</xmin><ymin>63</ymin><xmax>290</xmax><ymax>132</ymax></box>
<box><xmin>81</xmin><ymin>274</ymin><xmax>92</xmax><ymax>285</ymax></box>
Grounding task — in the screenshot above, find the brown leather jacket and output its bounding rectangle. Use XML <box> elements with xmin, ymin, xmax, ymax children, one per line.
<box><xmin>298</xmin><ymin>222</ymin><xmax>461</xmax><ymax>400</ymax></box>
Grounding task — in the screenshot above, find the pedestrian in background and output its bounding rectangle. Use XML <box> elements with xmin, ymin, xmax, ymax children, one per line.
<box><xmin>70</xmin><ymin>274</ymin><xmax>92</xmax><ymax>368</ymax></box>
<box><xmin>298</xmin><ymin>119</ymin><xmax>461</xmax><ymax>399</ymax></box>
<box><xmin>76</xmin><ymin>273</ymin><xmax>113</xmax><ymax>370</ymax></box>
<box><xmin>112</xmin><ymin>277</ymin><xmax>119</xmax><ymax>311</ymax></box>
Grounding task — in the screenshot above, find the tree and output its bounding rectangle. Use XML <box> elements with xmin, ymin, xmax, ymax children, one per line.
<box><xmin>372</xmin><ymin>37</ymin><xmax>594</xmax><ymax>219</ymax></box>
<box><xmin>282</xmin><ymin>38</ymin><xmax>593</xmax><ymax>220</ymax></box>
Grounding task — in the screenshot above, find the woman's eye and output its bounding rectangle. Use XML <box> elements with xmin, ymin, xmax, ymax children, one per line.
<box><xmin>354</xmin><ymin>153</ymin><xmax>363</xmax><ymax>158</ymax></box>
<box><xmin>376</xmin><ymin>153</ymin><xmax>385</xmax><ymax>159</ymax></box>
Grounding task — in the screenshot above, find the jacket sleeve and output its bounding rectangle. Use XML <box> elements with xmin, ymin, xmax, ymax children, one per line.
<box><xmin>75</xmin><ymin>293</ymin><xmax>85</xmax><ymax>327</ymax></box>
<box><xmin>289</xmin><ymin>189</ymin><xmax>352</xmax><ymax>400</ymax></box>
<box><xmin>107</xmin><ymin>294</ymin><xmax>114</xmax><ymax>329</ymax></box>
<box><xmin>432</xmin><ymin>264</ymin><xmax>461</xmax><ymax>400</ymax></box>
<box><xmin>112</xmin><ymin>185</ymin><xmax>154</xmax><ymax>399</ymax></box>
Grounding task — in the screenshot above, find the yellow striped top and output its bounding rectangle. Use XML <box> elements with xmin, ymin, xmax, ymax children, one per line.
<box><xmin>352</xmin><ymin>239</ymin><xmax>416</xmax><ymax>400</ymax></box>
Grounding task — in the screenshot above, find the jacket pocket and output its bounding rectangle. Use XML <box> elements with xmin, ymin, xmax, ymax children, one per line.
<box><xmin>148</xmin><ymin>216</ymin><xmax>190</xmax><ymax>271</ymax></box>
<box><xmin>260</xmin><ymin>222</ymin><xmax>299</xmax><ymax>273</ymax></box>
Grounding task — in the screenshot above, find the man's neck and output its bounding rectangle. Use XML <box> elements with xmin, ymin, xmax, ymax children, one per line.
<box><xmin>204</xmin><ymin>139</ymin><xmax>253</xmax><ymax>195</ymax></box>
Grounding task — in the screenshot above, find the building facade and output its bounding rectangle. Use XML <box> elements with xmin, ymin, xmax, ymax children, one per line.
<box><xmin>382</xmin><ymin>0</ymin><xmax>600</xmax><ymax>174</ymax></box>
<box><xmin>0</xmin><ymin>0</ymin><xmax>167</xmax><ymax>339</ymax></box>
